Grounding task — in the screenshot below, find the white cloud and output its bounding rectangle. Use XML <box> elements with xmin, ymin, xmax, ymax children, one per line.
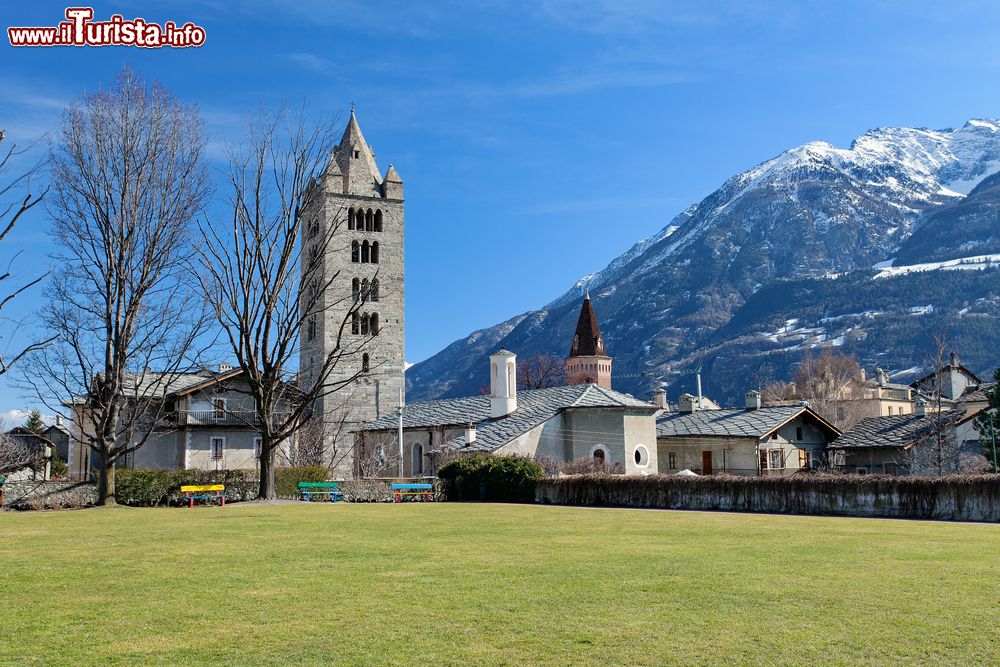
<box><xmin>0</xmin><ymin>409</ymin><xmax>56</xmax><ymax>428</ymax></box>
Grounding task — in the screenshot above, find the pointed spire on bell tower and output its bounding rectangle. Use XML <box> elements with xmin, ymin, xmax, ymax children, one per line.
<box><xmin>565</xmin><ymin>293</ymin><xmax>612</xmax><ymax>389</ymax></box>
<box><xmin>332</xmin><ymin>107</ymin><xmax>383</xmax><ymax>196</ymax></box>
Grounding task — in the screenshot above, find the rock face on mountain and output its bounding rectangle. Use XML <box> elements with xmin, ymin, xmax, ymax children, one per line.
<box><xmin>406</xmin><ymin>120</ymin><xmax>1000</xmax><ymax>404</ymax></box>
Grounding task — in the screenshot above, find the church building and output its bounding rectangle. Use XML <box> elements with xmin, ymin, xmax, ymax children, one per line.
<box><xmin>355</xmin><ymin>295</ymin><xmax>657</xmax><ymax>477</ymax></box>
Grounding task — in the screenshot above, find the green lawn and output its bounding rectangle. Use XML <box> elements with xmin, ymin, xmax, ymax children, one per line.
<box><xmin>2</xmin><ymin>503</ymin><xmax>999</xmax><ymax>666</ymax></box>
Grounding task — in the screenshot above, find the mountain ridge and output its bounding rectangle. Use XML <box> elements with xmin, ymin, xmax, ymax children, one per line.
<box><xmin>407</xmin><ymin>118</ymin><xmax>1000</xmax><ymax>404</ymax></box>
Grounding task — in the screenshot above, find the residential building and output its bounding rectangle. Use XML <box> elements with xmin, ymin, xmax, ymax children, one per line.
<box><xmin>656</xmin><ymin>390</ymin><xmax>841</xmax><ymax>475</ymax></box>
<box><xmin>829</xmin><ymin>402</ymin><xmax>965</xmax><ymax>475</ymax></box>
<box><xmin>42</xmin><ymin>417</ymin><xmax>70</xmax><ymax>463</ymax></box>
<box><xmin>299</xmin><ymin>110</ymin><xmax>405</xmax><ymax>479</ymax></box>
<box><xmin>2</xmin><ymin>428</ymin><xmax>54</xmax><ymax>481</ymax></box>
<box><xmin>66</xmin><ymin>366</ymin><xmax>292</xmax><ymax>479</ymax></box>
<box><xmin>356</xmin><ymin>349</ymin><xmax>659</xmax><ymax>477</ymax></box>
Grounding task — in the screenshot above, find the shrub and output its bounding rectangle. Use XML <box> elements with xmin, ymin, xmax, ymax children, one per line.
<box><xmin>275</xmin><ymin>466</ymin><xmax>330</xmax><ymax>498</ymax></box>
<box><xmin>438</xmin><ymin>454</ymin><xmax>543</xmax><ymax>502</ymax></box>
<box><xmin>115</xmin><ymin>469</ymin><xmax>259</xmax><ymax>506</ymax></box>
<box><xmin>49</xmin><ymin>457</ymin><xmax>69</xmax><ymax>479</ymax></box>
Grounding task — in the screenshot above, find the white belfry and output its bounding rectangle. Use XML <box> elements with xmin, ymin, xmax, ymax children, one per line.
<box><xmin>489</xmin><ymin>348</ymin><xmax>517</xmax><ymax>419</ymax></box>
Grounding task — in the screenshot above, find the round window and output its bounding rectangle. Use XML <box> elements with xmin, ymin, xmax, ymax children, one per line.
<box><xmin>633</xmin><ymin>445</ymin><xmax>649</xmax><ymax>466</ymax></box>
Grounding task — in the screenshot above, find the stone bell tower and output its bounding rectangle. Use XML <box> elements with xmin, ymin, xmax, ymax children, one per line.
<box><xmin>299</xmin><ymin>110</ymin><xmax>405</xmax><ymax>478</ymax></box>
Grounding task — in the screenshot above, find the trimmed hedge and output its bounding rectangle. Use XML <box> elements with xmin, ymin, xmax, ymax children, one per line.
<box><xmin>115</xmin><ymin>469</ymin><xmax>259</xmax><ymax>506</ymax></box>
<box><xmin>438</xmin><ymin>454</ymin><xmax>543</xmax><ymax>503</ymax></box>
<box><xmin>536</xmin><ymin>473</ymin><xmax>1000</xmax><ymax>521</ymax></box>
<box><xmin>114</xmin><ymin>467</ymin><xmax>336</xmax><ymax>506</ymax></box>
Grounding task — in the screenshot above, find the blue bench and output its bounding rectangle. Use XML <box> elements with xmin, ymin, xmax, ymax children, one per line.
<box><xmin>298</xmin><ymin>481</ymin><xmax>343</xmax><ymax>502</ymax></box>
<box><xmin>390</xmin><ymin>483</ymin><xmax>434</xmax><ymax>503</ymax></box>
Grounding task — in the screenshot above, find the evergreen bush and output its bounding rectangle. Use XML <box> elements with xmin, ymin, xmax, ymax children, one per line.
<box><xmin>438</xmin><ymin>454</ymin><xmax>543</xmax><ymax>502</ymax></box>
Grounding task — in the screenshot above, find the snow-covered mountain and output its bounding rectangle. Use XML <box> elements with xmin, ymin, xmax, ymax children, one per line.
<box><xmin>407</xmin><ymin>119</ymin><xmax>1000</xmax><ymax>403</ymax></box>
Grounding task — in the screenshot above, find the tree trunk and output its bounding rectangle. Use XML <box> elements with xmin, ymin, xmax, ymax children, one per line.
<box><xmin>97</xmin><ymin>455</ymin><xmax>117</xmax><ymax>506</ymax></box>
<box><xmin>258</xmin><ymin>446</ymin><xmax>276</xmax><ymax>500</ymax></box>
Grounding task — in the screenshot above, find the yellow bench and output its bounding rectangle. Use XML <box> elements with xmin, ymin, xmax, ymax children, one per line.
<box><xmin>180</xmin><ymin>484</ymin><xmax>226</xmax><ymax>508</ymax></box>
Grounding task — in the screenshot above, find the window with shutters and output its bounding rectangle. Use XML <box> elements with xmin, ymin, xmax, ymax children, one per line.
<box><xmin>210</xmin><ymin>436</ymin><xmax>225</xmax><ymax>461</ymax></box>
<box><xmin>769</xmin><ymin>449</ymin><xmax>782</xmax><ymax>470</ymax></box>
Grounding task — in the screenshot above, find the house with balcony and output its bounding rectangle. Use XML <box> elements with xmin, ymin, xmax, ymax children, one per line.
<box><xmin>66</xmin><ymin>365</ymin><xmax>293</xmax><ymax>479</ymax></box>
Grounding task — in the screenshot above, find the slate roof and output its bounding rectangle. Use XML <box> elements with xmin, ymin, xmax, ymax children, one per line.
<box><xmin>358</xmin><ymin>383</ymin><xmax>656</xmax><ymax>453</ymax></box>
<box><xmin>68</xmin><ymin>368</ymin><xmax>249</xmax><ymax>405</ymax></box>
<box><xmin>830</xmin><ymin>410</ymin><xmax>964</xmax><ymax>450</ymax></box>
<box><xmin>961</xmin><ymin>382</ymin><xmax>995</xmax><ymax>403</ymax></box>
<box><xmin>656</xmin><ymin>405</ymin><xmax>839</xmax><ymax>440</ymax></box>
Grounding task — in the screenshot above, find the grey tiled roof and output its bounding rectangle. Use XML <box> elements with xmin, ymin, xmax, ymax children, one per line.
<box><xmin>830</xmin><ymin>410</ymin><xmax>964</xmax><ymax>450</ymax></box>
<box><xmin>656</xmin><ymin>406</ymin><xmax>832</xmax><ymax>439</ymax></box>
<box><xmin>359</xmin><ymin>384</ymin><xmax>656</xmax><ymax>452</ymax></box>
<box><xmin>962</xmin><ymin>382</ymin><xmax>995</xmax><ymax>403</ymax></box>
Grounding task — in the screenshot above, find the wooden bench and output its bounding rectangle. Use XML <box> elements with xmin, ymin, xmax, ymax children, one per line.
<box><xmin>390</xmin><ymin>483</ymin><xmax>434</xmax><ymax>503</ymax></box>
<box><xmin>180</xmin><ymin>484</ymin><xmax>226</xmax><ymax>508</ymax></box>
<box><xmin>298</xmin><ymin>481</ymin><xmax>343</xmax><ymax>502</ymax></box>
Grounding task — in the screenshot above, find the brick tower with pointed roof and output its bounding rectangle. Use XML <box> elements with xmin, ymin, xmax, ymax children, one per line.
<box><xmin>565</xmin><ymin>292</ymin><xmax>612</xmax><ymax>389</ymax></box>
<box><xmin>299</xmin><ymin>110</ymin><xmax>405</xmax><ymax>478</ymax></box>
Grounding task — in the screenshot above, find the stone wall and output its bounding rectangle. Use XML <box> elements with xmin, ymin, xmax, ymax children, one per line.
<box><xmin>536</xmin><ymin>474</ymin><xmax>1000</xmax><ymax>522</ymax></box>
<box><xmin>1</xmin><ymin>480</ymin><xmax>97</xmax><ymax>510</ymax></box>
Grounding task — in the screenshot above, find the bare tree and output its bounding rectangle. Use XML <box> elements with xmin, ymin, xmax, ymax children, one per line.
<box><xmin>0</xmin><ymin>421</ymin><xmax>41</xmax><ymax>475</ymax></box>
<box><xmin>355</xmin><ymin>432</ymin><xmax>400</xmax><ymax>479</ymax></box>
<box><xmin>764</xmin><ymin>350</ymin><xmax>866</xmax><ymax>428</ymax></box>
<box><xmin>196</xmin><ymin>106</ymin><xmax>370</xmax><ymax>500</ymax></box>
<box><xmin>0</xmin><ymin>130</ymin><xmax>54</xmax><ymax>375</ymax></box>
<box><xmin>912</xmin><ymin>332</ymin><xmax>960</xmax><ymax>475</ymax></box>
<box><xmin>280</xmin><ymin>392</ymin><xmax>355</xmax><ymax>470</ymax></box>
<box><xmin>517</xmin><ymin>354</ymin><xmax>565</xmax><ymax>390</ymax></box>
<box><xmin>20</xmin><ymin>69</ymin><xmax>210</xmax><ymax>505</ymax></box>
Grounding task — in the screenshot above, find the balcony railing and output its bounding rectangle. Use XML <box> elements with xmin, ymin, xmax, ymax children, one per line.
<box><xmin>179</xmin><ymin>410</ymin><xmax>263</xmax><ymax>426</ymax></box>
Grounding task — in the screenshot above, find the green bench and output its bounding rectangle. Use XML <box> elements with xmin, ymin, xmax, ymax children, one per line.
<box><xmin>298</xmin><ymin>481</ymin><xmax>343</xmax><ymax>502</ymax></box>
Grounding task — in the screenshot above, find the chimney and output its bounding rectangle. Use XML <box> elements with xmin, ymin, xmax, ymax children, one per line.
<box><xmin>55</xmin><ymin>415</ymin><xmax>63</xmax><ymax>427</ymax></box>
<box><xmin>489</xmin><ymin>348</ymin><xmax>517</xmax><ymax>419</ymax></box>
<box><xmin>859</xmin><ymin>368</ymin><xmax>866</xmax><ymax>382</ymax></box>
<box><xmin>950</xmin><ymin>351</ymin><xmax>958</xmax><ymax>368</ymax></box>
<box><xmin>679</xmin><ymin>393</ymin><xmax>697</xmax><ymax>413</ymax></box>
<box><xmin>652</xmin><ymin>389</ymin><xmax>667</xmax><ymax>409</ymax></box>
<box><xmin>464</xmin><ymin>423</ymin><xmax>477</xmax><ymax>445</ymax></box>
<box><xmin>915</xmin><ymin>398</ymin><xmax>927</xmax><ymax>417</ymax></box>
<box><xmin>219</xmin><ymin>362</ymin><xmax>233</xmax><ymax>373</ymax></box>
<box><xmin>745</xmin><ymin>390</ymin><xmax>762</xmax><ymax>411</ymax></box>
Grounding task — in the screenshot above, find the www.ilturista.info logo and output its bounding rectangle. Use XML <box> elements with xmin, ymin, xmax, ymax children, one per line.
<box><xmin>8</xmin><ymin>7</ymin><xmax>206</xmax><ymax>48</ymax></box>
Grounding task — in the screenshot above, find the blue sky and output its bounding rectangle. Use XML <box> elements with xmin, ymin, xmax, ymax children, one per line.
<box><xmin>3</xmin><ymin>0</ymin><xmax>1000</xmax><ymax>420</ymax></box>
